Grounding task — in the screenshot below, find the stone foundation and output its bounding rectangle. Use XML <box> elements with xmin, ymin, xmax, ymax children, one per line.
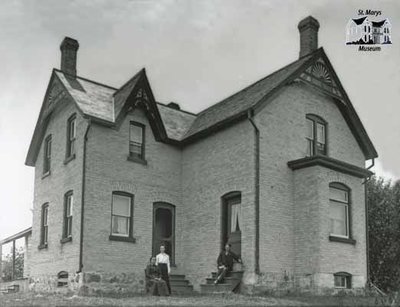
<box><xmin>28</xmin><ymin>271</ymin><xmax>82</xmax><ymax>293</ymax></box>
<box><xmin>241</xmin><ymin>271</ymin><xmax>366</xmax><ymax>296</ymax></box>
<box><xmin>80</xmin><ymin>272</ymin><xmax>145</xmax><ymax>296</ymax></box>
<box><xmin>26</xmin><ymin>271</ymin><xmax>145</xmax><ymax>296</ymax></box>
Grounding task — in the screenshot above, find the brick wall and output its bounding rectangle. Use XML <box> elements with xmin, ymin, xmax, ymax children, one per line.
<box><xmin>181</xmin><ymin>120</ymin><xmax>256</xmax><ymax>290</ymax></box>
<box><xmin>253</xmin><ymin>82</ymin><xmax>367</xmax><ymax>292</ymax></box>
<box><xmin>27</xmin><ymin>78</ymin><xmax>368</xmax><ymax>294</ymax></box>
<box><xmin>82</xmin><ymin>108</ymin><xmax>181</xmax><ymax>290</ymax></box>
<box><xmin>29</xmin><ymin>89</ymin><xmax>86</xmax><ymax>290</ymax></box>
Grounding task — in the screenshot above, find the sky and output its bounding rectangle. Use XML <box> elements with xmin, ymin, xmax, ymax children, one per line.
<box><xmin>0</xmin><ymin>0</ymin><xmax>399</xmax><ymax>240</ymax></box>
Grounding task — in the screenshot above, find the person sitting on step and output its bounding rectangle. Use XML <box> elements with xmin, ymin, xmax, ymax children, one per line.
<box><xmin>145</xmin><ymin>256</ymin><xmax>169</xmax><ymax>296</ymax></box>
<box><xmin>155</xmin><ymin>244</ymin><xmax>171</xmax><ymax>295</ymax></box>
<box><xmin>214</xmin><ymin>243</ymin><xmax>242</xmax><ymax>285</ymax></box>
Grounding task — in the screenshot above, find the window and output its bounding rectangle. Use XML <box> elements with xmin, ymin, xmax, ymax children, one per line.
<box><xmin>57</xmin><ymin>271</ymin><xmax>68</xmax><ymax>287</ymax></box>
<box><xmin>129</xmin><ymin>122</ymin><xmax>144</xmax><ymax>160</ymax></box>
<box><xmin>62</xmin><ymin>191</ymin><xmax>73</xmax><ymax>240</ymax></box>
<box><xmin>329</xmin><ymin>183</ymin><xmax>350</xmax><ymax>238</ymax></box>
<box><xmin>43</xmin><ymin>135</ymin><xmax>52</xmax><ymax>174</ymax></box>
<box><xmin>334</xmin><ymin>272</ymin><xmax>351</xmax><ymax>289</ymax></box>
<box><xmin>110</xmin><ymin>192</ymin><xmax>134</xmax><ymax>242</ymax></box>
<box><xmin>306</xmin><ymin>115</ymin><xmax>327</xmax><ymax>156</ymax></box>
<box><xmin>40</xmin><ymin>203</ymin><xmax>49</xmax><ymax>248</ymax></box>
<box><xmin>66</xmin><ymin>114</ymin><xmax>76</xmax><ymax>159</ymax></box>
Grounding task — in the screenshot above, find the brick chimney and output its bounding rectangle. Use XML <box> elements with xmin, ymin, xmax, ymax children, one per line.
<box><xmin>60</xmin><ymin>37</ymin><xmax>79</xmax><ymax>76</ymax></box>
<box><xmin>298</xmin><ymin>16</ymin><xmax>320</xmax><ymax>58</ymax></box>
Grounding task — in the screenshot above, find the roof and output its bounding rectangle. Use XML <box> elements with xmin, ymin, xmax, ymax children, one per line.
<box><xmin>55</xmin><ymin>71</ymin><xmax>115</xmax><ymax>123</ymax></box>
<box><xmin>157</xmin><ymin>103</ymin><xmax>196</xmax><ymax>140</ymax></box>
<box><xmin>0</xmin><ymin>227</ymin><xmax>32</xmax><ymax>245</ymax></box>
<box><xmin>352</xmin><ymin>17</ymin><xmax>367</xmax><ymax>25</ymax></box>
<box><xmin>184</xmin><ymin>53</ymin><xmax>314</xmax><ymax>138</ymax></box>
<box><xmin>25</xmin><ymin>47</ymin><xmax>378</xmax><ymax>166</ymax></box>
<box><xmin>372</xmin><ymin>20</ymin><xmax>386</xmax><ymax>27</ymax></box>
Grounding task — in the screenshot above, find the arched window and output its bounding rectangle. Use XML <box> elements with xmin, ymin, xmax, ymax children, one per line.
<box><xmin>329</xmin><ymin>183</ymin><xmax>350</xmax><ymax>238</ymax></box>
<box><xmin>306</xmin><ymin>114</ymin><xmax>327</xmax><ymax>156</ymax></box>
<box><xmin>57</xmin><ymin>271</ymin><xmax>68</xmax><ymax>287</ymax></box>
<box><xmin>334</xmin><ymin>272</ymin><xmax>351</xmax><ymax>289</ymax></box>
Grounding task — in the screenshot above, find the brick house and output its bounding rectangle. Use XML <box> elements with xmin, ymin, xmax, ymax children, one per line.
<box><xmin>21</xmin><ymin>16</ymin><xmax>377</xmax><ymax>295</ymax></box>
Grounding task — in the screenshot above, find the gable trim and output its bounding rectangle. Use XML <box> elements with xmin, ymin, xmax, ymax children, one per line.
<box><xmin>25</xmin><ymin>70</ymin><xmax>86</xmax><ymax>166</ymax></box>
<box><xmin>113</xmin><ymin>73</ymin><xmax>168</xmax><ymax>142</ymax></box>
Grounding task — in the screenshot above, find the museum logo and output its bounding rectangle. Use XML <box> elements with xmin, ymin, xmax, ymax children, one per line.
<box><xmin>346</xmin><ymin>10</ymin><xmax>392</xmax><ymax>51</ymax></box>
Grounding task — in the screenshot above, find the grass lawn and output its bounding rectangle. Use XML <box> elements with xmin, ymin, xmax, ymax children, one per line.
<box><xmin>0</xmin><ymin>292</ymin><xmax>395</xmax><ymax>307</ymax></box>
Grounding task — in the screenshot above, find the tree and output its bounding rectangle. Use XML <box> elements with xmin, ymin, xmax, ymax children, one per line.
<box><xmin>1</xmin><ymin>246</ymin><xmax>24</xmax><ymax>281</ymax></box>
<box><xmin>367</xmin><ymin>176</ymin><xmax>400</xmax><ymax>292</ymax></box>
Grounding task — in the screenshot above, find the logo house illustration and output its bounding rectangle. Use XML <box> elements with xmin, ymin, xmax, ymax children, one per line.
<box><xmin>346</xmin><ymin>16</ymin><xmax>392</xmax><ymax>45</ymax></box>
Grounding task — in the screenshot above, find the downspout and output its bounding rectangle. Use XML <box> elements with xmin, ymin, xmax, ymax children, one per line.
<box><xmin>78</xmin><ymin>120</ymin><xmax>91</xmax><ymax>273</ymax></box>
<box><xmin>363</xmin><ymin>158</ymin><xmax>375</xmax><ymax>286</ymax></box>
<box><xmin>247</xmin><ymin>109</ymin><xmax>260</xmax><ymax>274</ymax></box>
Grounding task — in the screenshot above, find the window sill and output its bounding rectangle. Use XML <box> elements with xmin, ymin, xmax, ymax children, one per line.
<box><xmin>329</xmin><ymin>235</ymin><xmax>356</xmax><ymax>245</ymax></box>
<box><xmin>41</xmin><ymin>171</ymin><xmax>51</xmax><ymax>179</ymax></box>
<box><xmin>64</xmin><ymin>154</ymin><xmax>76</xmax><ymax>165</ymax></box>
<box><xmin>60</xmin><ymin>237</ymin><xmax>72</xmax><ymax>244</ymax></box>
<box><xmin>38</xmin><ymin>243</ymin><xmax>48</xmax><ymax>250</ymax></box>
<box><xmin>109</xmin><ymin>235</ymin><xmax>136</xmax><ymax>243</ymax></box>
<box><xmin>127</xmin><ymin>155</ymin><xmax>147</xmax><ymax>165</ymax></box>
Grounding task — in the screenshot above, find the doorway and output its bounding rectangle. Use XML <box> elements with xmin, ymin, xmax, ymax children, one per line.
<box><xmin>152</xmin><ymin>202</ymin><xmax>175</xmax><ymax>264</ymax></box>
<box><xmin>221</xmin><ymin>192</ymin><xmax>242</xmax><ymax>256</ymax></box>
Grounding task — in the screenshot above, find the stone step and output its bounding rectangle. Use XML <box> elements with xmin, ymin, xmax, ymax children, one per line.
<box><xmin>206</xmin><ymin>276</ymin><xmax>240</xmax><ymax>285</ymax></box>
<box><xmin>211</xmin><ymin>270</ymin><xmax>244</xmax><ymax>279</ymax></box>
<box><xmin>170</xmin><ymin>279</ymin><xmax>189</xmax><ymax>286</ymax></box>
<box><xmin>169</xmin><ymin>273</ymin><xmax>195</xmax><ymax>295</ymax></box>
<box><xmin>200</xmin><ymin>283</ymin><xmax>235</xmax><ymax>294</ymax></box>
<box><xmin>171</xmin><ymin>284</ymin><xmax>194</xmax><ymax>294</ymax></box>
<box><xmin>169</xmin><ymin>274</ymin><xmax>186</xmax><ymax>280</ymax></box>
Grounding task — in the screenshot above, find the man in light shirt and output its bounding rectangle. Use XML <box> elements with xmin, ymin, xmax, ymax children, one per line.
<box><xmin>155</xmin><ymin>244</ymin><xmax>171</xmax><ymax>295</ymax></box>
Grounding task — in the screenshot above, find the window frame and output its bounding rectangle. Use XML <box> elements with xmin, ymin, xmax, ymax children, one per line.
<box><xmin>61</xmin><ymin>191</ymin><xmax>73</xmax><ymax>243</ymax></box>
<box><xmin>306</xmin><ymin>114</ymin><xmax>327</xmax><ymax>157</ymax></box>
<box><xmin>128</xmin><ymin>121</ymin><xmax>146</xmax><ymax>164</ymax></box>
<box><xmin>328</xmin><ymin>183</ymin><xmax>356</xmax><ymax>245</ymax></box>
<box><xmin>334</xmin><ymin>272</ymin><xmax>352</xmax><ymax>289</ymax></box>
<box><xmin>39</xmin><ymin>203</ymin><xmax>49</xmax><ymax>249</ymax></box>
<box><xmin>109</xmin><ymin>191</ymin><xmax>135</xmax><ymax>243</ymax></box>
<box><xmin>43</xmin><ymin>134</ymin><xmax>52</xmax><ymax>175</ymax></box>
<box><xmin>65</xmin><ymin>114</ymin><xmax>77</xmax><ymax>162</ymax></box>
<box><xmin>57</xmin><ymin>271</ymin><xmax>69</xmax><ymax>287</ymax></box>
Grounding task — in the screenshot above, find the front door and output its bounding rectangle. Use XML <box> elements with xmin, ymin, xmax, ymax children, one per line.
<box><xmin>221</xmin><ymin>193</ymin><xmax>242</xmax><ymax>256</ymax></box>
<box><xmin>152</xmin><ymin>202</ymin><xmax>175</xmax><ymax>264</ymax></box>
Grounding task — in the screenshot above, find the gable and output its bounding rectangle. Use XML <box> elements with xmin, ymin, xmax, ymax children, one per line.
<box><xmin>293</xmin><ymin>51</ymin><xmax>377</xmax><ymax>160</ymax></box>
<box><xmin>25</xmin><ymin>72</ymin><xmax>79</xmax><ymax>166</ymax></box>
<box><xmin>297</xmin><ymin>57</ymin><xmax>343</xmax><ymax>100</ymax></box>
<box><xmin>113</xmin><ymin>72</ymin><xmax>168</xmax><ymax>142</ymax></box>
<box><xmin>26</xmin><ymin>48</ymin><xmax>377</xmax><ymax>166</ymax></box>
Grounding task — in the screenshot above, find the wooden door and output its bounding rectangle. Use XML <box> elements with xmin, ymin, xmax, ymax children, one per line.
<box><xmin>152</xmin><ymin>202</ymin><xmax>175</xmax><ymax>264</ymax></box>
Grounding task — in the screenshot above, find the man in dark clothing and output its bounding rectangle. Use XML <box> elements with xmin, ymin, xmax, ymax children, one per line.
<box><xmin>214</xmin><ymin>243</ymin><xmax>242</xmax><ymax>284</ymax></box>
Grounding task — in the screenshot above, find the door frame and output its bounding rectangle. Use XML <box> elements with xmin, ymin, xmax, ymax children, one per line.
<box><xmin>152</xmin><ymin>202</ymin><xmax>175</xmax><ymax>265</ymax></box>
<box><xmin>220</xmin><ymin>191</ymin><xmax>242</xmax><ymax>252</ymax></box>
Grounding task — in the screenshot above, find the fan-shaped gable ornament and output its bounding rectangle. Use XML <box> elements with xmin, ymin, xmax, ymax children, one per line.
<box><xmin>311</xmin><ymin>62</ymin><xmax>332</xmax><ymax>84</ymax></box>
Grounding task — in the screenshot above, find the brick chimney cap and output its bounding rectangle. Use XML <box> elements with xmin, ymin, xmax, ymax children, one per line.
<box><xmin>60</xmin><ymin>37</ymin><xmax>79</xmax><ymax>50</ymax></box>
<box><xmin>298</xmin><ymin>16</ymin><xmax>320</xmax><ymax>31</ymax></box>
